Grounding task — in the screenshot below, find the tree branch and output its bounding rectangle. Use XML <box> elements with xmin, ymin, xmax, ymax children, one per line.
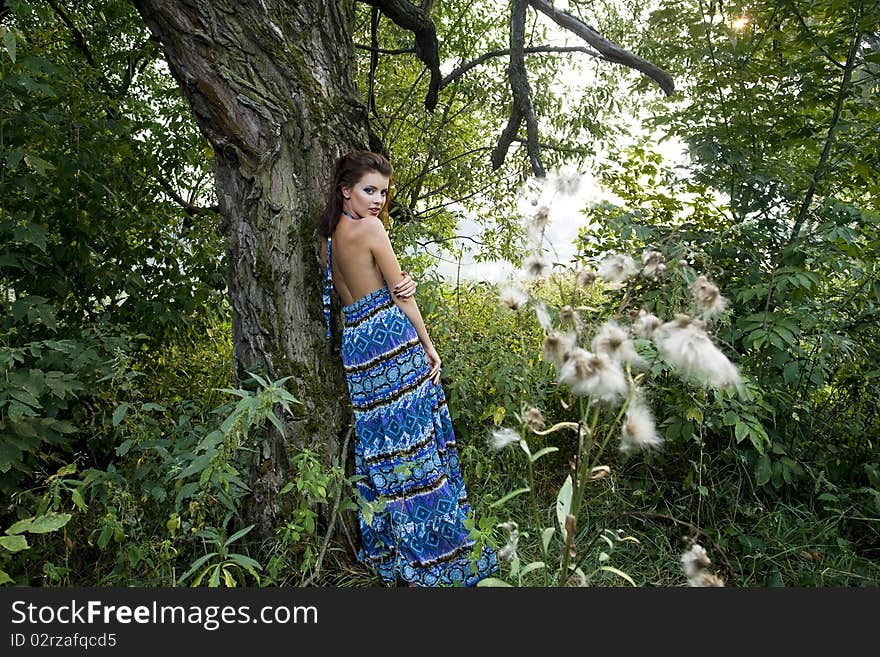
<box><xmin>117</xmin><ymin>39</ymin><xmax>160</xmax><ymax>98</ymax></box>
<box><xmin>156</xmin><ymin>173</ymin><xmax>218</xmax><ymax>217</ymax></box>
<box><xmin>359</xmin><ymin>0</ymin><xmax>441</xmax><ymax>111</ymax></box>
<box><xmin>44</xmin><ymin>0</ymin><xmax>97</xmax><ymax>68</ymax></box>
<box><xmin>44</xmin><ymin>0</ymin><xmax>122</xmax><ymax>101</ymax></box>
<box><xmin>494</xmin><ymin>0</ymin><xmax>545</xmax><ymax>176</ymax></box>
<box><xmin>513</xmin><ymin>137</ymin><xmax>587</xmax><ymax>154</ymax></box>
<box><xmin>441</xmin><ymin>44</ymin><xmax>602</xmax><ymax>89</ymax></box>
<box><xmin>527</xmin><ymin>0</ymin><xmax>674</xmax><ymax>96</ymax></box>
<box><xmin>491</xmin><ymin>103</ymin><xmax>523</xmax><ymax>170</ymax></box>
<box><xmin>354</xmin><ymin>43</ymin><xmax>415</xmax><ymax>54</ymax></box>
<box><xmin>789</xmin><ymin>16</ymin><xmax>864</xmax><ymax>241</ymax></box>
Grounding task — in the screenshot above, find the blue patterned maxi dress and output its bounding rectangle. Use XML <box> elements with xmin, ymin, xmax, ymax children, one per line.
<box><xmin>323</xmin><ymin>237</ymin><xmax>498</xmax><ymax>586</ymax></box>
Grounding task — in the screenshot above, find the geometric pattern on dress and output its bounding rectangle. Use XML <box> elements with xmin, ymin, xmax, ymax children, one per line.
<box><xmin>324</xmin><ymin>242</ymin><xmax>498</xmax><ymax>586</ymax></box>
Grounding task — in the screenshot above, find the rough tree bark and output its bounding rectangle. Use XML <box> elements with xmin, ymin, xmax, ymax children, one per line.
<box><xmin>131</xmin><ymin>0</ymin><xmax>369</xmax><ymax>536</ymax></box>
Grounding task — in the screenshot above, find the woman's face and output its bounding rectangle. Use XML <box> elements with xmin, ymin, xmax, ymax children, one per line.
<box><xmin>341</xmin><ymin>170</ymin><xmax>390</xmax><ymax>220</ymax></box>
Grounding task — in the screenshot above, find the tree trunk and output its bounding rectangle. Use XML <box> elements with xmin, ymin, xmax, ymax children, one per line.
<box><xmin>131</xmin><ymin>0</ymin><xmax>368</xmax><ymax>536</ymax></box>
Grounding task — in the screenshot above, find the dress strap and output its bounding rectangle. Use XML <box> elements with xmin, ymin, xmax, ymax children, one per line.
<box><xmin>322</xmin><ymin>237</ymin><xmax>333</xmax><ymax>338</ymax></box>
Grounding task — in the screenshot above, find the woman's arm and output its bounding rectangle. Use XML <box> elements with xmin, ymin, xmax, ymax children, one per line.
<box><xmin>364</xmin><ymin>220</ymin><xmax>441</xmax><ymax>384</ymax></box>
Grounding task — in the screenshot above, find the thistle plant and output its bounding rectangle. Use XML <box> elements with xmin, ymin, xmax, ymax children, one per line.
<box><xmin>480</xmin><ymin>174</ymin><xmax>746</xmax><ymax>587</ymax></box>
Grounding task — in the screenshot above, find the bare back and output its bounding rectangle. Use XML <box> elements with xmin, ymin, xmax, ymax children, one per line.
<box><xmin>325</xmin><ymin>215</ymin><xmax>387</xmax><ymax>306</ymax></box>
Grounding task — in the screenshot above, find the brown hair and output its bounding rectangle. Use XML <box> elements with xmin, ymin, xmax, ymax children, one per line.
<box><xmin>317</xmin><ymin>150</ymin><xmax>393</xmax><ymax>238</ymax></box>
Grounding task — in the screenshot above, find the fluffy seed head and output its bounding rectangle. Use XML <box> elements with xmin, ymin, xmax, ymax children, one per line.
<box><xmin>530</xmin><ymin>205</ymin><xmax>551</xmax><ymax>231</ymax></box>
<box><xmin>597</xmin><ymin>254</ymin><xmax>637</xmax><ymax>286</ymax></box>
<box><xmin>497</xmin><ymin>522</ymin><xmax>520</xmax><ymax>561</ymax></box>
<box><xmin>631</xmin><ymin>309</ymin><xmax>662</xmax><ymax>339</ymax></box>
<box><xmin>681</xmin><ymin>544</ymin><xmax>712</xmax><ymax>579</ymax></box>
<box><xmin>620</xmin><ymin>395</ymin><xmax>663</xmax><ymax>453</ymax></box>
<box><xmin>592</xmin><ymin>320</ymin><xmax>647</xmax><ymax>369</ymax></box>
<box><xmin>558</xmin><ymin>305</ymin><xmax>582</xmax><ymax>332</ymax></box>
<box><xmin>577</xmin><ymin>269</ymin><xmax>597</xmax><ymax>288</ymax></box>
<box><xmin>522</xmin><ymin>406</ymin><xmax>546</xmax><ymax>432</ymax></box>
<box><xmin>524</xmin><ymin>254</ymin><xmax>551</xmax><ymax>279</ymax></box>
<box><xmin>500</xmin><ymin>286</ymin><xmax>529</xmax><ymax>310</ymax></box>
<box><xmin>655</xmin><ymin>315</ymin><xmax>741</xmax><ymax>389</ymax></box>
<box><xmin>690</xmin><ymin>275</ymin><xmax>728</xmax><ymax>318</ymax></box>
<box><xmin>543</xmin><ymin>330</ymin><xmax>577</xmax><ymax>366</ymax></box>
<box><xmin>681</xmin><ymin>543</ymin><xmax>725</xmax><ymax>586</ymax></box>
<box><xmin>533</xmin><ymin>301</ymin><xmax>552</xmax><ymax>331</ymax></box>
<box><xmin>558</xmin><ymin>349</ymin><xmax>628</xmax><ymax>404</ymax></box>
<box><xmin>488</xmin><ymin>428</ymin><xmax>521</xmax><ymax>452</ymax></box>
<box><xmin>641</xmin><ymin>250</ymin><xmax>667</xmax><ymax>278</ymax></box>
<box><xmin>554</xmin><ymin>173</ymin><xmax>581</xmax><ymax>196</ymax></box>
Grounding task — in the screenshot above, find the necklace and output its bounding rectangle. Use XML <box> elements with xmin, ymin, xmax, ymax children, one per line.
<box><xmin>341</xmin><ymin>209</ymin><xmax>360</xmax><ymax>220</ymax></box>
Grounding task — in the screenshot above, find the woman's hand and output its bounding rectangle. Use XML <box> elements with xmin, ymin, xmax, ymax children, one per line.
<box><xmin>393</xmin><ymin>270</ymin><xmax>416</xmax><ymax>300</ymax></box>
<box><xmin>424</xmin><ymin>344</ymin><xmax>442</xmax><ymax>386</ymax></box>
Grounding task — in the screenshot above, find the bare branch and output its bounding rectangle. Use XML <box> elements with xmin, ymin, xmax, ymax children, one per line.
<box><xmin>360</xmin><ymin>0</ymin><xmax>441</xmax><ymax>111</ymax></box>
<box><xmin>527</xmin><ymin>0</ymin><xmax>674</xmax><ymax>96</ymax></box>
<box><xmin>441</xmin><ymin>44</ymin><xmax>602</xmax><ymax>89</ymax></box>
<box><xmin>495</xmin><ymin>0</ymin><xmax>545</xmax><ymax>176</ymax></box>
<box><xmin>416</xmin><ymin>234</ymin><xmax>487</xmax><ymax>248</ymax></box>
<box><xmin>156</xmin><ymin>173</ymin><xmax>219</xmax><ymax>217</ymax></box>
<box><xmin>491</xmin><ymin>103</ymin><xmax>523</xmax><ymax>170</ymax></box>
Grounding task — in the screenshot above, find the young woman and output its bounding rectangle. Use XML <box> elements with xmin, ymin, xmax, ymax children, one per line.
<box><xmin>318</xmin><ymin>150</ymin><xmax>498</xmax><ymax>587</ymax></box>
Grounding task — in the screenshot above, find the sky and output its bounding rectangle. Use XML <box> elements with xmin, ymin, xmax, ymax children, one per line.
<box><xmin>428</xmin><ymin>136</ymin><xmax>686</xmax><ymax>285</ymax></box>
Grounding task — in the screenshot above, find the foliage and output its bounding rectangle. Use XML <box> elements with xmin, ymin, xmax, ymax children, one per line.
<box><xmin>2</xmin><ymin>0</ymin><xmax>879</xmax><ymax>589</ymax></box>
<box><xmin>0</xmin><ymin>1</ymin><xmax>226</xmax><ymax>345</ymax></box>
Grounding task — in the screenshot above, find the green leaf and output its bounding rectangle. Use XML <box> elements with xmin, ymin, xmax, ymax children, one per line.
<box><xmin>9</xmin><ymin>388</ymin><xmax>41</xmax><ymax>408</ymax></box>
<box><xmin>488</xmin><ymin>487</ymin><xmax>530</xmax><ymax>508</ymax></box>
<box><xmin>529</xmin><ymin>446</ymin><xmax>559</xmax><ymax>463</ymax></box>
<box><xmin>556</xmin><ymin>475</ymin><xmax>573</xmax><ymax>541</ymax></box>
<box><xmin>70</xmin><ymin>488</ymin><xmax>87</xmax><ymax>512</ymax></box>
<box><xmin>0</xmin><ymin>569</ymin><xmax>13</xmax><ymax>585</ymax></box>
<box><xmin>266</xmin><ymin>409</ymin><xmax>285</xmax><ymax>436</ymax></box>
<box><xmin>23</xmin><ymin>154</ymin><xmax>55</xmax><ymax>175</ymax></box>
<box><xmin>178</xmin><ymin>552</ymin><xmax>218</xmax><ymax>585</ymax></box>
<box><xmin>223</xmin><ymin>524</ymin><xmax>255</xmax><ymax>548</ymax></box>
<box><xmin>0</xmin><ymin>535</ymin><xmax>29</xmax><ymax>553</ymax></box>
<box><xmin>541</xmin><ymin>527</ymin><xmax>555</xmax><ymax>555</ymax></box>
<box><xmin>8</xmin><ymin>512</ymin><xmax>71</xmax><ymax>535</ymax></box>
<box><xmin>1</xmin><ymin>26</ymin><xmax>16</xmax><ymax>63</ymax></box>
<box><xmin>490</xmin><ymin>405</ymin><xmax>507</xmax><ymax>426</ymax></box>
<box><xmin>685</xmin><ymin>407</ymin><xmax>703</xmax><ymax>423</ymax></box>
<box><xmin>176</xmin><ymin>454</ymin><xmax>212</xmax><ymax>479</ymax></box>
<box><xmin>476</xmin><ymin>577</ymin><xmax>513</xmax><ymax>587</ymax></box>
<box><xmin>209</xmin><ymin>564</ymin><xmax>222</xmax><ymax>587</ymax></box>
<box><xmin>519</xmin><ymin>561</ymin><xmax>546</xmax><ymax>577</ymax></box>
<box><xmin>226</xmin><ymin>553</ymin><xmax>262</xmax><ymax>573</ymax></box>
<box><xmin>598</xmin><ymin>565</ymin><xmax>636</xmax><ymax>586</ymax></box>
<box><xmin>755</xmin><ymin>455</ymin><xmax>772</xmax><ymax>487</ymax></box>
<box><xmin>112</xmin><ymin>403</ymin><xmax>129</xmax><ymax>427</ymax></box>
